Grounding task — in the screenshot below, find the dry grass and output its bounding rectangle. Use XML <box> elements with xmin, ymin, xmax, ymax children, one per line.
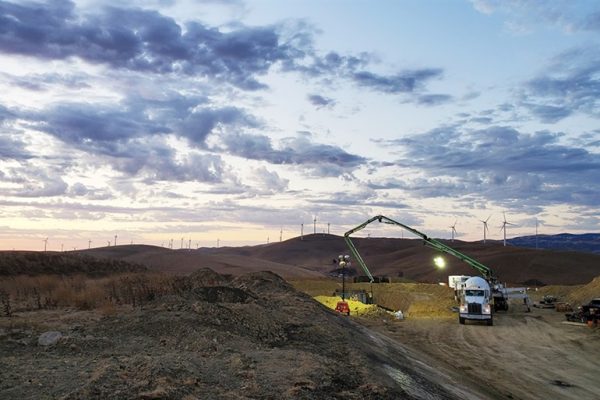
<box><xmin>0</xmin><ymin>272</ymin><xmax>177</xmax><ymax>315</ymax></box>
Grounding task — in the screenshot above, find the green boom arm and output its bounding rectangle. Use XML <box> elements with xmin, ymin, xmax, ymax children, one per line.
<box><xmin>343</xmin><ymin>215</ymin><xmax>496</xmax><ymax>283</ymax></box>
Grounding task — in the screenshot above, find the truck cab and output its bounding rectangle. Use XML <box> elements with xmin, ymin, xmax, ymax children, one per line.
<box><xmin>459</xmin><ymin>276</ymin><xmax>493</xmax><ymax>325</ymax></box>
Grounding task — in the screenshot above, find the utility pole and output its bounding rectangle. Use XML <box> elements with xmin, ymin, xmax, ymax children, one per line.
<box><xmin>280</xmin><ymin>227</ymin><xmax>283</xmax><ymax>242</ymax></box>
<box><xmin>114</xmin><ymin>235</ymin><xmax>117</xmax><ymax>246</ymax></box>
<box><xmin>43</xmin><ymin>237</ymin><xmax>48</xmax><ymax>252</ymax></box>
<box><xmin>88</xmin><ymin>240</ymin><xmax>92</xmax><ymax>249</ymax></box>
<box><xmin>327</xmin><ymin>223</ymin><xmax>330</xmax><ymax>235</ymax></box>
<box><xmin>301</xmin><ymin>223</ymin><xmax>304</xmax><ymax>240</ymax></box>
<box><xmin>313</xmin><ymin>216</ymin><xmax>317</xmax><ymax>234</ymax></box>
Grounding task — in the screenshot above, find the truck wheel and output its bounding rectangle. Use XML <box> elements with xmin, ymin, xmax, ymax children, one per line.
<box><xmin>459</xmin><ymin>317</ymin><xmax>465</xmax><ymax>325</ymax></box>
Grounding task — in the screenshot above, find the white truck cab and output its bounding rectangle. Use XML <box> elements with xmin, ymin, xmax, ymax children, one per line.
<box><xmin>459</xmin><ymin>276</ymin><xmax>493</xmax><ymax>325</ymax></box>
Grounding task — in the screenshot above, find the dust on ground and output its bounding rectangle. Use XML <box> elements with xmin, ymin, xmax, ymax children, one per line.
<box><xmin>1</xmin><ymin>269</ymin><xmax>475</xmax><ymax>400</ymax></box>
<box><xmin>361</xmin><ymin>306</ymin><xmax>600</xmax><ymax>400</ymax></box>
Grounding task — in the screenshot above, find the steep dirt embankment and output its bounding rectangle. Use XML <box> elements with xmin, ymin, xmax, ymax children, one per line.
<box><xmin>0</xmin><ymin>269</ymin><xmax>483</xmax><ymax>400</ymax></box>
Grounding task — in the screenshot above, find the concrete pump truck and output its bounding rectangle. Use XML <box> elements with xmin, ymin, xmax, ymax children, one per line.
<box><xmin>343</xmin><ymin>215</ymin><xmax>527</xmax><ymax>325</ymax></box>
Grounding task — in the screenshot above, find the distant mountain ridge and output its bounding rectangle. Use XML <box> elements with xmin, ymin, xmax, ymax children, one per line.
<box><xmin>508</xmin><ymin>233</ymin><xmax>600</xmax><ymax>254</ymax></box>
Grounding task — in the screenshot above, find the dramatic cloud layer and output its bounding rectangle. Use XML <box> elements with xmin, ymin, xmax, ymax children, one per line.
<box><xmin>0</xmin><ymin>0</ymin><xmax>599</xmax><ymax>248</ymax></box>
<box><xmin>375</xmin><ymin>125</ymin><xmax>600</xmax><ymax>206</ymax></box>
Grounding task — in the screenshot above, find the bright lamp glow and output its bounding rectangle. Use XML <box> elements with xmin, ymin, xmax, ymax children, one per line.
<box><xmin>433</xmin><ymin>256</ymin><xmax>446</xmax><ymax>269</ymax></box>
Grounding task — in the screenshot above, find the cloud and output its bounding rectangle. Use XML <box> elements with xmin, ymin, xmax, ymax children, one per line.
<box><xmin>469</xmin><ymin>0</ymin><xmax>600</xmax><ymax>33</ymax></box>
<box><xmin>250</xmin><ymin>166</ymin><xmax>289</xmax><ymax>194</ymax></box>
<box><xmin>416</xmin><ymin>94</ymin><xmax>453</xmax><ymax>106</ymax></box>
<box><xmin>0</xmin><ymin>1</ymin><xmax>296</xmax><ymax>90</ymax></box>
<box><xmin>374</xmin><ymin>125</ymin><xmax>600</xmax><ymax>207</ymax></box>
<box><xmin>0</xmin><ymin>131</ymin><xmax>30</xmax><ymax>160</ymax></box>
<box><xmin>307</xmin><ymin>94</ymin><xmax>335</xmax><ymax>108</ymax></box>
<box><xmin>0</xmin><ymin>1</ymin><xmax>447</xmax><ymax>101</ymax></box>
<box><xmin>219</xmin><ymin>132</ymin><xmax>367</xmax><ymax>176</ymax></box>
<box><xmin>351</xmin><ymin>68</ymin><xmax>443</xmax><ymax>94</ymax></box>
<box><xmin>522</xmin><ymin>46</ymin><xmax>600</xmax><ymax>122</ymax></box>
<box><xmin>0</xmin><ymin>71</ymin><xmax>91</xmax><ymax>91</ymax></box>
<box><xmin>0</xmin><ymin>164</ymin><xmax>68</xmax><ymax>197</ymax></box>
<box><xmin>179</xmin><ymin>106</ymin><xmax>259</xmax><ymax>145</ymax></box>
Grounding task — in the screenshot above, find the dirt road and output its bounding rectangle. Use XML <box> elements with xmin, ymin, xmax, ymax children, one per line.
<box><xmin>363</xmin><ymin>308</ymin><xmax>600</xmax><ymax>399</ymax></box>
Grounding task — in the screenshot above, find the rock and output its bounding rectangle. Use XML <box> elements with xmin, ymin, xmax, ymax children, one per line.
<box><xmin>38</xmin><ymin>331</ymin><xmax>62</xmax><ymax>346</ymax></box>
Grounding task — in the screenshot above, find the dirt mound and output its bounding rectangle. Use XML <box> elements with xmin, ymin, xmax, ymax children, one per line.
<box><xmin>188</xmin><ymin>267</ymin><xmax>232</xmax><ymax>286</ymax></box>
<box><xmin>0</xmin><ymin>269</ymin><xmax>463</xmax><ymax>399</ymax></box>
<box><xmin>187</xmin><ymin>286</ymin><xmax>253</xmax><ymax>303</ymax></box>
<box><xmin>231</xmin><ymin>270</ymin><xmax>296</xmax><ymax>296</ymax></box>
<box><xmin>567</xmin><ymin>275</ymin><xmax>600</xmax><ymax>305</ymax></box>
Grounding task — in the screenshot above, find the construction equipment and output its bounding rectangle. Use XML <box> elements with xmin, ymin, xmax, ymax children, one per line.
<box><xmin>344</xmin><ymin>215</ymin><xmax>530</xmax><ymax>324</ymax></box>
<box><xmin>335</xmin><ymin>255</ymin><xmax>351</xmax><ymax>315</ymax></box>
<box><xmin>565</xmin><ymin>298</ymin><xmax>600</xmax><ymax>326</ymax></box>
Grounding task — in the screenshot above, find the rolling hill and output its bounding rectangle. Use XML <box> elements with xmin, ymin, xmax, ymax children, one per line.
<box><xmin>73</xmin><ymin>234</ymin><xmax>600</xmax><ymax>286</ymax></box>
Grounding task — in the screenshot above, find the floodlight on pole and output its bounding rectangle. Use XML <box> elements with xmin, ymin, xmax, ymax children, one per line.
<box><xmin>434</xmin><ymin>256</ymin><xmax>446</xmax><ymax>269</ymax></box>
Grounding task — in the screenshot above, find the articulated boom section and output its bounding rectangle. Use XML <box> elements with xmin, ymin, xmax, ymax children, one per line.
<box><xmin>344</xmin><ymin>214</ymin><xmax>498</xmax><ymax>284</ymax></box>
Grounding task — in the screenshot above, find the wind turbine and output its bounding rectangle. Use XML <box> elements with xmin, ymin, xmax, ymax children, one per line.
<box><xmin>480</xmin><ymin>215</ymin><xmax>491</xmax><ymax>244</ymax></box>
<box><xmin>88</xmin><ymin>240</ymin><xmax>92</xmax><ymax>249</ymax></box>
<box><xmin>313</xmin><ymin>215</ymin><xmax>317</xmax><ymax>234</ymax></box>
<box><xmin>450</xmin><ymin>220</ymin><xmax>457</xmax><ymax>242</ymax></box>
<box><xmin>301</xmin><ymin>223</ymin><xmax>304</xmax><ymax>240</ymax></box>
<box><xmin>327</xmin><ymin>223</ymin><xmax>330</xmax><ymax>235</ymax></box>
<box><xmin>535</xmin><ymin>217</ymin><xmax>539</xmax><ymax>249</ymax></box>
<box><xmin>43</xmin><ymin>237</ymin><xmax>48</xmax><ymax>252</ymax></box>
<box><xmin>500</xmin><ymin>212</ymin><xmax>515</xmax><ymax>247</ymax></box>
<box><xmin>114</xmin><ymin>234</ymin><xmax>117</xmax><ymax>246</ymax></box>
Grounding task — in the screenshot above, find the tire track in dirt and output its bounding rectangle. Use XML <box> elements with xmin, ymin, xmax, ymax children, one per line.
<box><xmin>363</xmin><ymin>309</ymin><xmax>600</xmax><ymax>400</ymax></box>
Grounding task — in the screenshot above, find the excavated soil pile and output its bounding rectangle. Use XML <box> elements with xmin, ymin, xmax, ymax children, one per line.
<box><xmin>0</xmin><ymin>269</ymin><xmax>460</xmax><ymax>400</ymax></box>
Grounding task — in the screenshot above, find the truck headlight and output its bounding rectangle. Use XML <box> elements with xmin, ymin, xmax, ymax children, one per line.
<box><xmin>460</xmin><ymin>304</ymin><xmax>467</xmax><ymax>313</ymax></box>
<box><xmin>483</xmin><ymin>304</ymin><xmax>491</xmax><ymax>314</ymax></box>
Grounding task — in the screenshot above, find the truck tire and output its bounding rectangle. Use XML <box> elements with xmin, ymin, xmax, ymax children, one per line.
<box><xmin>459</xmin><ymin>317</ymin><xmax>465</xmax><ymax>325</ymax></box>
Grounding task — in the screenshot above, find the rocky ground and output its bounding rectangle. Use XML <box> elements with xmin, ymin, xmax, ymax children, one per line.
<box><xmin>1</xmin><ymin>269</ymin><xmax>471</xmax><ymax>400</ymax></box>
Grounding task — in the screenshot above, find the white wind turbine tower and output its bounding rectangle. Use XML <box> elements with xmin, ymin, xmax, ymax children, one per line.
<box><xmin>480</xmin><ymin>215</ymin><xmax>491</xmax><ymax>244</ymax></box>
<box><xmin>450</xmin><ymin>220</ymin><xmax>457</xmax><ymax>242</ymax></box>
<box><xmin>43</xmin><ymin>237</ymin><xmax>48</xmax><ymax>252</ymax></box>
<box><xmin>500</xmin><ymin>212</ymin><xmax>515</xmax><ymax>247</ymax></box>
<box><xmin>313</xmin><ymin>215</ymin><xmax>317</xmax><ymax>234</ymax></box>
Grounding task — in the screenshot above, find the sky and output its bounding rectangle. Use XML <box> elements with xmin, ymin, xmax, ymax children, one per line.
<box><xmin>1</xmin><ymin>0</ymin><xmax>599</xmax><ymax>251</ymax></box>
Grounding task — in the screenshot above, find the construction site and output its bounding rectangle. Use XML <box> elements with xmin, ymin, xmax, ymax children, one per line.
<box><xmin>1</xmin><ymin>215</ymin><xmax>599</xmax><ymax>399</ymax></box>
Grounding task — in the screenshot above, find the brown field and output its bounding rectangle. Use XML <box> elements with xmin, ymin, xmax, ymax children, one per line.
<box><xmin>1</xmin><ymin>237</ymin><xmax>599</xmax><ymax>399</ymax></box>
